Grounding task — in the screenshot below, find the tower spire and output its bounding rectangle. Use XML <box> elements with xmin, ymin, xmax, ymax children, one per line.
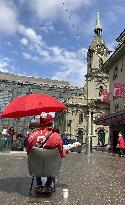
<box><xmin>94</xmin><ymin>11</ymin><xmax>102</xmax><ymax>36</ymax></box>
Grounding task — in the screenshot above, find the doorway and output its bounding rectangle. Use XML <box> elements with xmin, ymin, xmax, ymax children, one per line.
<box><xmin>112</xmin><ymin>130</ymin><xmax>119</xmax><ymax>152</ymax></box>
<box><xmin>98</xmin><ymin>128</ymin><xmax>105</xmax><ymax>146</ymax></box>
<box><xmin>77</xmin><ymin>128</ymin><xmax>83</xmax><ymax>144</ymax></box>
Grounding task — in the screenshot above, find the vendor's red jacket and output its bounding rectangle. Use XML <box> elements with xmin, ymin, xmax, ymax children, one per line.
<box><xmin>25</xmin><ymin>128</ymin><xmax>67</xmax><ymax>158</ymax></box>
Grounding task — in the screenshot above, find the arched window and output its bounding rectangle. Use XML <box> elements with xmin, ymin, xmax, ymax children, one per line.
<box><xmin>99</xmin><ymin>58</ymin><xmax>103</xmax><ymax>68</ymax></box>
<box><xmin>79</xmin><ymin>113</ymin><xmax>83</xmax><ymax>124</ymax></box>
<box><xmin>99</xmin><ymin>85</ymin><xmax>103</xmax><ymax>96</ymax></box>
<box><xmin>98</xmin><ymin>128</ymin><xmax>105</xmax><ymax>146</ymax></box>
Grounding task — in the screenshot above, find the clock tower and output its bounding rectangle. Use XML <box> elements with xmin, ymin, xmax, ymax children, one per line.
<box><xmin>87</xmin><ymin>12</ymin><xmax>110</xmax><ymax>73</ymax></box>
<box><xmin>55</xmin><ymin>12</ymin><xmax>110</xmax><ymax>148</ymax></box>
<box><xmin>86</xmin><ymin>12</ymin><xmax>110</xmax><ymax>145</ymax></box>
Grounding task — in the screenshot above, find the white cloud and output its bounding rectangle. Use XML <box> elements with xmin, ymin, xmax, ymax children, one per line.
<box><xmin>19</xmin><ymin>25</ymin><xmax>50</xmax><ymax>58</ymax></box>
<box><xmin>30</xmin><ymin>0</ymin><xmax>61</xmax><ymax>20</ymax></box>
<box><xmin>49</xmin><ymin>48</ymin><xmax>87</xmax><ymax>86</ymax></box>
<box><xmin>0</xmin><ymin>57</ymin><xmax>10</xmax><ymax>72</ymax></box>
<box><xmin>0</xmin><ymin>0</ymin><xmax>18</xmax><ymax>34</ymax></box>
<box><xmin>30</xmin><ymin>0</ymin><xmax>91</xmax><ymax>21</ymax></box>
<box><xmin>51</xmin><ymin>59</ymin><xmax>87</xmax><ymax>87</ymax></box>
<box><xmin>107</xmin><ymin>41</ymin><xmax>116</xmax><ymax>52</ymax></box>
<box><xmin>39</xmin><ymin>21</ymin><xmax>54</xmax><ymax>33</ymax></box>
<box><xmin>19</xmin><ymin>31</ymin><xmax>86</xmax><ymax>87</ymax></box>
<box><xmin>22</xmin><ymin>52</ymin><xmax>39</xmax><ymax>61</ymax></box>
<box><xmin>18</xmin><ymin>25</ymin><xmax>43</xmax><ymax>45</ymax></box>
<box><xmin>22</xmin><ymin>52</ymin><xmax>33</xmax><ymax>59</ymax></box>
<box><xmin>18</xmin><ymin>23</ymin><xmax>87</xmax><ymax>86</ymax></box>
<box><xmin>20</xmin><ymin>37</ymin><xmax>28</xmax><ymax>46</ymax></box>
<box><xmin>50</xmin><ymin>46</ymin><xmax>62</xmax><ymax>56</ymax></box>
<box><xmin>0</xmin><ymin>0</ymin><xmax>89</xmax><ymax>86</ymax></box>
<box><xmin>20</xmin><ymin>28</ymin><xmax>87</xmax><ymax>86</ymax></box>
<box><xmin>37</xmin><ymin>49</ymin><xmax>50</xmax><ymax>58</ymax></box>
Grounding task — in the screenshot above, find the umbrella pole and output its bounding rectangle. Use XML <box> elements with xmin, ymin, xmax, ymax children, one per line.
<box><xmin>23</xmin><ymin>117</ymin><xmax>29</xmax><ymax>137</ymax></box>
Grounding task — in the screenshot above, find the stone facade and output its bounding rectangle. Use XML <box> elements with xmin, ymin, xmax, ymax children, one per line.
<box><xmin>95</xmin><ymin>30</ymin><xmax>125</xmax><ymax>151</ymax></box>
<box><xmin>0</xmin><ymin>72</ymin><xmax>83</xmax><ymax>136</ymax></box>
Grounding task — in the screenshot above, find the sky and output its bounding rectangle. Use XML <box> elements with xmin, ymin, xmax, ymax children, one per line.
<box><xmin>0</xmin><ymin>0</ymin><xmax>124</xmax><ymax>87</ymax></box>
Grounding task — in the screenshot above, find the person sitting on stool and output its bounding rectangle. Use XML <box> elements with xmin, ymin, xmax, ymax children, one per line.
<box><xmin>25</xmin><ymin>114</ymin><xmax>68</xmax><ymax>194</ymax></box>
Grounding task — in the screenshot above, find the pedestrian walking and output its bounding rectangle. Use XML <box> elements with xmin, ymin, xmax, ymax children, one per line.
<box><xmin>1</xmin><ymin>129</ymin><xmax>12</xmax><ymax>151</ymax></box>
<box><xmin>116</xmin><ymin>132</ymin><xmax>125</xmax><ymax>157</ymax></box>
<box><xmin>8</xmin><ymin>127</ymin><xmax>15</xmax><ymax>143</ymax></box>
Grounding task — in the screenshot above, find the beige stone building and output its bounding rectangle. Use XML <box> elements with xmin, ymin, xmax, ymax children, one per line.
<box><xmin>95</xmin><ymin>29</ymin><xmax>125</xmax><ymax>151</ymax></box>
<box><xmin>55</xmin><ymin>12</ymin><xmax>110</xmax><ymax>146</ymax></box>
<box><xmin>0</xmin><ymin>71</ymin><xmax>83</xmax><ymax>136</ymax></box>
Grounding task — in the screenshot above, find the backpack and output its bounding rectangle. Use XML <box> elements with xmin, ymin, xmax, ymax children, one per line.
<box><xmin>26</xmin><ymin>129</ymin><xmax>52</xmax><ymax>154</ymax></box>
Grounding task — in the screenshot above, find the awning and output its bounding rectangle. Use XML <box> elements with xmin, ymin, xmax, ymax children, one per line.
<box><xmin>94</xmin><ymin>110</ymin><xmax>125</xmax><ymax>126</ymax></box>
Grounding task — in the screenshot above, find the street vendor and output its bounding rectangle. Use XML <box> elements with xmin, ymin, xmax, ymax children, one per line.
<box><xmin>26</xmin><ymin>114</ymin><xmax>68</xmax><ymax>157</ymax></box>
<box><xmin>25</xmin><ymin>114</ymin><xmax>80</xmax><ymax>193</ymax></box>
<box><xmin>25</xmin><ymin>114</ymin><xmax>68</xmax><ymax>194</ymax></box>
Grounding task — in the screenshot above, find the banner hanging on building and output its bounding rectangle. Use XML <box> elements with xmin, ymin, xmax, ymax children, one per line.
<box><xmin>114</xmin><ymin>83</ymin><xmax>124</xmax><ymax>98</ymax></box>
<box><xmin>101</xmin><ymin>90</ymin><xmax>110</xmax><ymax>103</ymax></box>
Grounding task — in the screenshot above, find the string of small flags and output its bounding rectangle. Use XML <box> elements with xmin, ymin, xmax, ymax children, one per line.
<box><xmin>62</xmin><ymin>2</ymin><xmax>87</xmax><ymax>61</ymax></box>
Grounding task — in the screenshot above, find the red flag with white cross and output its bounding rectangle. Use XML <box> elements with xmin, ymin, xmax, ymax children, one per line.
<box><xmin>101</xmin><ymin>90</ymin><xmax>110</xmax><ymax>103</ymax></box>
<box><xmin>114</xmin><ymin>83</ymin><xmax>124</xmax><ymax>98</ymax></box>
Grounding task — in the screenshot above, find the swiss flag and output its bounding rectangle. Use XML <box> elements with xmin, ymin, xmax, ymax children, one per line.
<box><xmin>114</xmin><ymin>83</ymin><xmax>124</xmax><ymax>98</ymax></box>
<box><xmin>101</xmin><ymin>90</ymin><xmax>110</xmax><ymax>103</ymax></box>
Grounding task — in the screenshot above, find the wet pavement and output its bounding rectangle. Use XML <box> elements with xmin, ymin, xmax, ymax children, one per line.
<box><xmin>0</xmin><ymin>150</ymin><xmax>125</xmax><ymax>205</ymax></box>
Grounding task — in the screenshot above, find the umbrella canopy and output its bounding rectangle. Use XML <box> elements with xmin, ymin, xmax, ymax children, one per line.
<box><xmin>0</xmin><ymin>93</ymin><xmax>67</xmax><ymax>118</ymax></box>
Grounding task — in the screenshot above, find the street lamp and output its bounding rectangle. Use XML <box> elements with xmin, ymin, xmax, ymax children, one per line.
<box><xmin>86</xmin><ymin>75</ymin><xmax>93</xmax><ymax>155</ymax></box>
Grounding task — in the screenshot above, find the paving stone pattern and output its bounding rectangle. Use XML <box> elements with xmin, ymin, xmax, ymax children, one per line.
<box><xmin>0</xmin><ymin>151</ymin><xmax>125</xmax><ymax>205</ymax></box>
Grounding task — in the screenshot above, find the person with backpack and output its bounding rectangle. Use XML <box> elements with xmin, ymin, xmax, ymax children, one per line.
<box><xmin>25</xmin><ymin>114</ymin><xmax>68</xmax><ymax>194</ymax></box>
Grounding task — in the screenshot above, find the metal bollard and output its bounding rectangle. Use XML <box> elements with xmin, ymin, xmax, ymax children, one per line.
<box><xmin>86</xmin><ymin>135</ymin><xmax>92</xmax><ymax>155</ymax></box>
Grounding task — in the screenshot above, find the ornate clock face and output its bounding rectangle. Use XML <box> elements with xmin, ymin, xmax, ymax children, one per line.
<box><xmin>94</xmin><ymin>45</ymin><xmax>107</xmax><ymax>56</ymax></box>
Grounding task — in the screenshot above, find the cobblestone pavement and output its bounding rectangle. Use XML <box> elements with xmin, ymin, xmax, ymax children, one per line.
<box><xmin>0</xmin><ymin>150</ymin><xmax>125</xmax><ymax>205</ymax></box>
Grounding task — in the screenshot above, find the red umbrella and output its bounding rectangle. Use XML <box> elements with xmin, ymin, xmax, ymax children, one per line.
<box><xmin>0</xmin><ymin>93</ymin><xmax>67</xmax><ymax>118</ymax></box>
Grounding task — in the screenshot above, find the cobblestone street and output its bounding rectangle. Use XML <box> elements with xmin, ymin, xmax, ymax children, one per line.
<box><xmin>0</xmin><ymin>150</ymin><xmax>125</xmax><ymax>205</ymax></box>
